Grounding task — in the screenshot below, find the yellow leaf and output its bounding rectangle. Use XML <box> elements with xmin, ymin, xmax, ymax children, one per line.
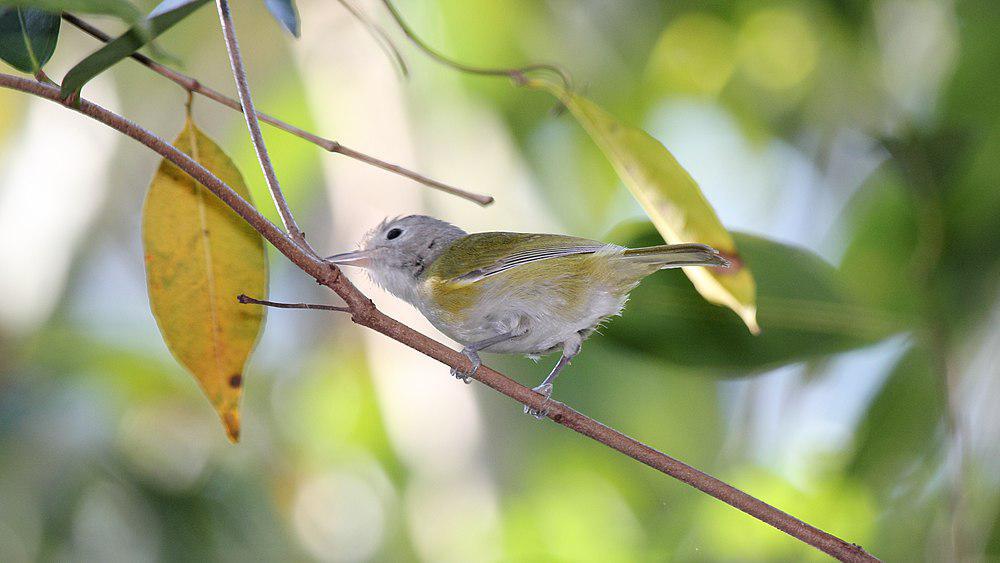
<box><xmin>142</xmin><ymin>117</ymin><xmax>268</xmax><ymax>441</ymax></box>
<box><xmin>530</xmin><ymin>80</ymin><xmax>759</xmax><ymax>333</ymax></box>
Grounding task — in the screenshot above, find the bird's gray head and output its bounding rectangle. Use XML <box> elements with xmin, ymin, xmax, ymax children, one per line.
<box><xmin>327</xmin><ymin>215</ymin><xmax>466</xmax><ymax>303</ymax></box>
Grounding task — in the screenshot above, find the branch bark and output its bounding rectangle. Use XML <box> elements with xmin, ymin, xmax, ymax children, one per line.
<box><xmin>379</xmin><ymin>0</ymin><xmax>572</xmax><ymax>90</ymax></box>
<box><xmin>0</xmin><ymin>73</ymin><xmax>879</xmax><ymax>563</ymax></box>
<box><xmin>332</xmin><ymin>0</ymin><xmax>409</xmax><ymax>77</ymax></box>
<box><xmin>215</xmin><ymin>0</ymin><xmax>308</xmax><ymax>252</ymax></box>
<box><xmin>57</xmin><ymin>14</ymin><xmax>492</xmax><ymax>207</ymax></box>
<box><xmin>237</xmin><ymin>294</ymin><xmax>351</xmax><ymax>313</ymax></box>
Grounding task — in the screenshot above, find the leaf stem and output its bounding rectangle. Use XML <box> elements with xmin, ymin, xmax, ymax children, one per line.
<box><xmin>59</xmin><ymin>13</ymin><xmax>492</xmax><ymax>206</ymax></box>
<box><xmin>0</xmin><ymin>72</ymin><xmax>879</xmax><ymax>563</ymax></box>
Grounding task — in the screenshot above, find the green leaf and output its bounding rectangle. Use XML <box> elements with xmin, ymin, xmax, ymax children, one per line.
<box><xmin>143</xmin><ymin>116</ymin><xmax>268</xmax><ymax>442</ymax></box>
<box><xmin>602</xmin><ymin>224</ymin><xmax>901</xmax><ymax>371</ymax></box>
<box><xmin>839</xmin><ymin>167</ymin><xmax>922</xmax><ymax>323</ymax></box>
<box><xmin>847</xmin><ymin>346</ymin><xmax>946</xmax><ymax>491</ymax></box>
<box><xmin>528</xmin><ymin>80</ymin><xmax>760</xmax><ymax>333</ymax></box>
<box><xmin>60</xmin><ymin>0</ymin><xmax>209</xmax><ymax>99</ymax></box>
<box><xmin>263</xmin><ymin>0</ymin><xmax>298</xmax><ymax>37</ymax></box>
<box><xmin>0</xmin><ymin>0</ymin><xmax>141</xmax><ymax>24</ymax></box>
<box><xmin>0</xmin><ymin>6</ymin><xmax>59</xmax><ymax>73</ymax></box>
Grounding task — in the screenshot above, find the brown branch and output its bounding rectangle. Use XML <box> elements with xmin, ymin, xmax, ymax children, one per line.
<box><xmin>0</xmin><ymin>73</ymin><xmax>879</xmax><ymax>563</ymax></box>
<box><xmin>379</xmin><ymin>0</ymin><xmax>573</xmax><ymax>90</ymax></box>
<box><xmin>215</xmin><ymin>0</ymin><xmax>308</xmax><ymax>253</ymax></box>
<box><xmin>59</xmin><ymin>14</ymin><xmax>493</xmax><ymax>207</ymax></box>
<box><xmin>237</xmin><ymin>294</ymin><xmax>350</xmax><ymax>313</ymax></box>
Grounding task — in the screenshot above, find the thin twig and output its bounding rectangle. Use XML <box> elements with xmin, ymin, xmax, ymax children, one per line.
<box><xmin>379</xmin><ymin>0</ymin><xmax>573</xmax><ymax>90</ymax></box>
<box><xmin>237</xmin><ymin>294</ymin><xmax>350</xmax><ymax>313</ymax></box>
<box><xmin>57</xmin><ymin>14</ymin><xmax>492</xmax><ymax>207</ymax></box>
<box><xmin>216</xmin><ymin>0</ymin><xmax>309</xmax><ymax>253</ymax></box>
<box><xmin>333</xmin><ymin>0</ymin><xmax>409</xmax><ymax>77</ymax></box>
<box><xmin>0</xmin><ymin>73</ymin><xmax>879</xmax><ymax>563</ymax></box>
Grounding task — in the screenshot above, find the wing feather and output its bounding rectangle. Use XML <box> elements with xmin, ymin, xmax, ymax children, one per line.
<box><xmin>453</xmin><ymin>244</ymin><xmax>607</xmax><ymax>283</ymax></box>
<box><xmin>426</xmin><ymin>232</ymin><xmax>615</xmax><ymax>286</ymax></box>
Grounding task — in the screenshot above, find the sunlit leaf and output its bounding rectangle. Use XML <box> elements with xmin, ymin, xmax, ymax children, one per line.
<box><xmin>0</xmin><ymin>0</ymin><xmax>141</xmax><ymax>24</ymax></box>
<box><xmin>143</xmin><ymin>116</ymin><xmax>267</xmax><ymax>442</ymax></box>
<box><xmin>530</xmin><ymin>80</ymin><xmax>759</xmax><ymax>333</ymax></box>
<box><xmin>60</xmin><ymin>0</ymin><xmax>209</xmax><ymax>99</ymax></box>
<box><xmin>847</xmin><ymin>346</ymin><xmax>946</xmax><ymax>491</ymax></box>
<box><xmin>263</xmin><ymin>0</ymin><xmax>298</xmax><ymax>37</ymax></box>
<box><xmin>0</xmin><ymin>6</ymin><xmax>59</xmax><ymax>73</ymax></box>
<box><xmin>602</xmin><ymin>224</ymin><xmax>900</xmax><ymax>371</ymax></box>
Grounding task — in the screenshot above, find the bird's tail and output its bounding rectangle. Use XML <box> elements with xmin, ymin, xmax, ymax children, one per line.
<box><xmin>621</xmin><ymin>243</ymin><xmax>730</xmax><ymax>269</ymax></box>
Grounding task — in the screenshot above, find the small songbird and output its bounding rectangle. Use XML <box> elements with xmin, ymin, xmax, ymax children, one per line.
<box><xmin>327</xmin><ymin>215</ymin><xmax>729</xmax><ymax>416</ymax></box>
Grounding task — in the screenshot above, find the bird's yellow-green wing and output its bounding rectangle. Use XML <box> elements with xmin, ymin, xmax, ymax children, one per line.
<box><xmin>425</xmin><ymin>232</ymin><xmax>608</xmax><ymax>284</ymax></box>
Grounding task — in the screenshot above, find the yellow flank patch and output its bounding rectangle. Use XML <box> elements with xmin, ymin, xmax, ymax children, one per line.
<box><xmin>425</xmin><ymin>276</ymin><xmax>477</xmax><ymax>320</ymax></box>
<box><xmin>425</xmin><ymin>252</ymin><xmax>645</xmax><ymax>322</ymax></box>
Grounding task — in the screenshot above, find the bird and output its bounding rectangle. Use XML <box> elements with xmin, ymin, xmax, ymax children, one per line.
<box><xmin>327</xmin><ymin>215</ymin><xmax>729</xmax><ymax>417</ymax></box>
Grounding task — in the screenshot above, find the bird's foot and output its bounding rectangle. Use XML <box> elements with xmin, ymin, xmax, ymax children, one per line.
<box><xmin>449</xmin><ymin>348</ymin><xmax>481</xmax><ymax>384</ymax></box>
<box><xmin>523</xmin><ymin>382</ymin><xmax>553</xmax><ymax>419</ymax></box>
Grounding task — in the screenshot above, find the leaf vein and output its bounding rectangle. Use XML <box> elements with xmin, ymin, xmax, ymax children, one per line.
<box><xmin>188</xmin><ymin>123</ymin><xmax>225</xmax><ymax>381</ymax></box>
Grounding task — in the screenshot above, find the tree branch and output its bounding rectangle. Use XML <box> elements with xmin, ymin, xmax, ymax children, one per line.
<box><xmin>332</xmin><ymin>0</ymin><xmax>409</xmax><ymax>78</ymax></box>
<box><xmin>0</xmin><ymin>73</ymin><xmax>878</xmax><ymax>563</ymax></box>
<box><xmin>237</xmin><ymin>294</ymin><xmax>350</xmax><ymax>313</ymax></box>
<box><xmin>379</xmin><ymin>0</ymin><xmax>572</xmax><ymax>90</ymax></box>
<box><xmin>57</xmin><ymin>14</ymin><xmax>493</xmax><ymax>207</ymax></box>
<box><xmin>215</xmin><ymin>0</ymin><xmax>309</xmax><ymax>252</ymax></box>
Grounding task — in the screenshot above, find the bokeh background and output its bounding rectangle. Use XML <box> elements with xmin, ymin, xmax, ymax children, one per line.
<box><xmin>2</xmin><ymin>0</ymin><xmax>999</xmax><ymax>561</ymax></box>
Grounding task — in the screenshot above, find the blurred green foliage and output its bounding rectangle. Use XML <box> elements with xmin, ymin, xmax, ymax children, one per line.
<box><xmin>2</xmin><ymin>0</ymin><xmax>999</xmax><ymax>561</ymax></box>
<box><xmin>607</xmin><ymin>225</ymin><xmax>897</xmax><ymax>370</ymax></box>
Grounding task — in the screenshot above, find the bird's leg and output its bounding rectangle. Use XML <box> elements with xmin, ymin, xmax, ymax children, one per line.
<box><xmin>524</xmin><ymin>338</ymin><xmax>582</xmax><ymax>419</ymax></box>
<box><xmin>450</xmin><ymin>330</ymin><xmax>520</xmax><ymax>384</ymax></box>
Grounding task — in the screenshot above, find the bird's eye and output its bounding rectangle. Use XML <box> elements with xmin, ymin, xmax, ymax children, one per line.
<box><xmin>386</xmin><ymin>228</ymin><xmax>403</xmax><ymax>240</ymax></box>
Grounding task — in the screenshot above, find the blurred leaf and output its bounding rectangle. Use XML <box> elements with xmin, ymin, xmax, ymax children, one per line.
<box><xmin>602</xmin><ymin>224</ymin><xmax>899</xmax><ymax>371</ymax></box>
<box><xmin>0</xmin><ymin>0</ymin><xmax>141</xmax><ymax>24</ymax></box>
<box><xmin>645</xmin><ymin>12</ymin><xmax>735</xmax><ymax>97</ymax></box>
<box><xmin>263</xmin><ymin>0</ymin><xmax>298</xmax><ymax>37</ymax></box>
<box><xmin>0</xmin><ymin>6</ymin><xmax>59</xmax><ymax>73</ymax></box>
<box><xmin>847</xmin><ymin>346</ymin><xmax>945</xmax><ymax>491</ymax></box>
<box><xmin>530</xmin><ymin>81</ymin><xmax>759</xmax><ymax>333</ymax></box>
<box><xmin>839</xmin><ymin>166</ymin><xmax>921</xmax><ymax>322</ymax></box>
<box><xmin>143</xmin><ymin>116</ymin><xmax>267</xmax><ymax>442</ymax></box>
<box><xmin>60</xmin><ymin>0</ymin><xmax>209</xmax><ymax>99</ymax></box>
<box><xmin>856</xmin><ymin>127</ymin><xmax>1000</xmax><ymax>337</ymax></box>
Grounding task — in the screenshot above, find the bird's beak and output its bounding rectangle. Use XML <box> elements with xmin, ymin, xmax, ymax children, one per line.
<box><xmin>326</xmin><ymin>249</ymin><xmax>375</xmax><ymax>268</ymax></box>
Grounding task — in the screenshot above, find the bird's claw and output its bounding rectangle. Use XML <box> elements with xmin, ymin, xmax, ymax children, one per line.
<box><xmin>523</xmin><ymin>382</ymin><xmax>553</xmax><ymax>419</ymax></box>
<box><xmin>449</xmin><ymin>348</ymin><xmax>481</xmax><ymax>384</ymax></box>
